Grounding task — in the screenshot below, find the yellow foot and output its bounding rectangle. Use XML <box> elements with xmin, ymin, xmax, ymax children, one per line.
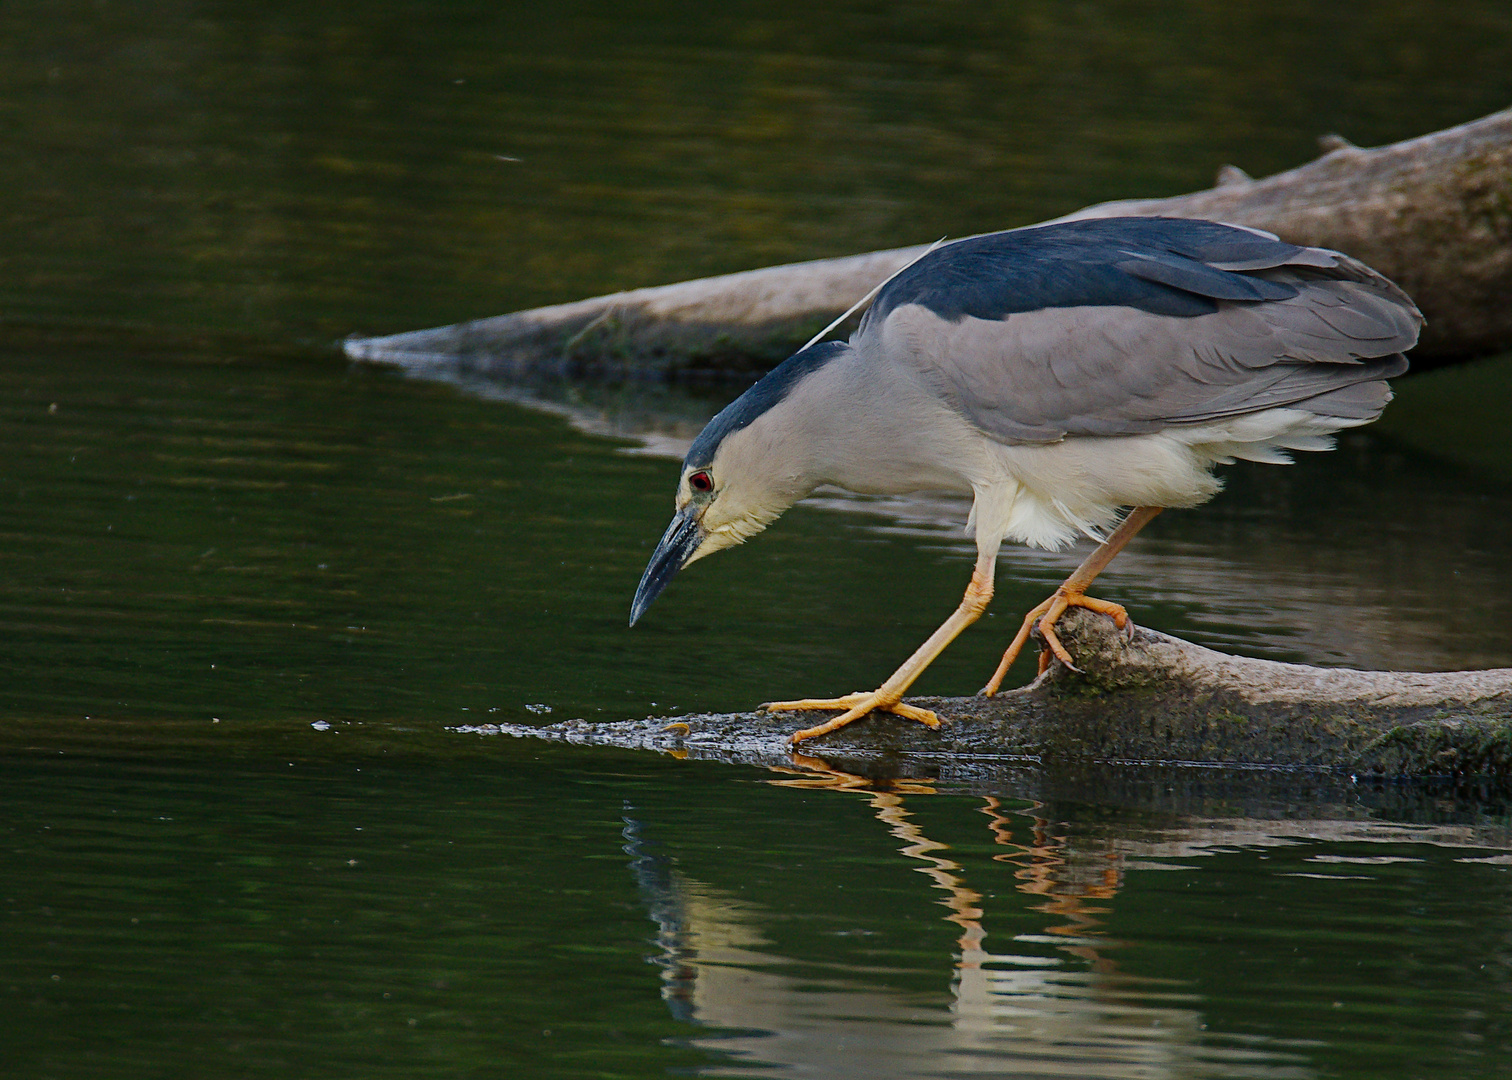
<box><xmin>761</xmin><ymin>692</ymin><xmax>940</xmax><ymax>744</ymax></box>
<box><xmin>980</xmin><ymin>589</ymin><xmax>1132</xmax><ymax>696</ymax></box>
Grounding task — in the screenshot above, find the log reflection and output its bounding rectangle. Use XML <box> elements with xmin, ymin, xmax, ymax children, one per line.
<box><xmin>444</xmin><ymin>357</ymin><xmax>1512</xmax><ymax>674</ymax></box>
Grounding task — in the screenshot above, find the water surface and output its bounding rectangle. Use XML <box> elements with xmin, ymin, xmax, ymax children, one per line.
<box><xmin>2</xmin><ymin>2</ymin><xmax>1512</xmax><ymax>1077</ymax></box>
<box><xmin>4</xmin><ymin>750</ymin><xmax>1510</xmax><ymax>1078</ymax></box>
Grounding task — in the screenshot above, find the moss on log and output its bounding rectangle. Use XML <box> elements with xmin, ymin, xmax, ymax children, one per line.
<box><xmin>489</xmin><ymin>609</ymin><xmax>1512</xmax><ymax>781</ymax></box>
<box><xmin>347</xmin><ymin>107</ymin><xmax>1512</xmax><ymax>376</ymax></box>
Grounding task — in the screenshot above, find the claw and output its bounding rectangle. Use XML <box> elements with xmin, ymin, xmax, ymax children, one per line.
<box><xmin>984</xmin><ymin>589</ymin><xmax>1126</xmax><ymax>693</ymax></box>
<box><xmin>984</xmin><ymin>507</ymin><xmax>1163</xmax><ymax>696</ymax></box>
<box><xmin>1036</xmin><ymin>617</ymin><xmax>1083</xmax><ymax>673</ymax></box>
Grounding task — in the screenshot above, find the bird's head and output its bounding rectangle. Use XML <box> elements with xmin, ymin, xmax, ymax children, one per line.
<box><xmin>628</xmin><ymin>342</ymin><xmax>849</xmax><ymax>626</ymax></box>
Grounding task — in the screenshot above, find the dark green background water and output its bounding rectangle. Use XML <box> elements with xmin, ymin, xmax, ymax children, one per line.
<box><xmin>3</xmin><ymin>2</ymin><xmax>1512</xmax><ymax>1077</ymax></box>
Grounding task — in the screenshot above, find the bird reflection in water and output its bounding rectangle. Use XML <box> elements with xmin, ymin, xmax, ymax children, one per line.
<box><xmin>619</xmin><ymin>756</ymin><xmax>1292</xmax><ymax>1080</ymax></box>
<box><xmin>774</xmin><ymin>754</ymin><xmax>1128</xmax><ymax>981</ymax></box>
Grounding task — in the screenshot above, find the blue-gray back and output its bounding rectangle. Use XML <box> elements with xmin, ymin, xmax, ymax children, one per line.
<box><xmin>866</xmin><ymin>217</ymin><xmax>1306</xmax><ymax>326</ymax></box>
<box><xmin>858</xmin><ymin>217</ymin><xmax>1421</xmax><ymax>442</ymax></box>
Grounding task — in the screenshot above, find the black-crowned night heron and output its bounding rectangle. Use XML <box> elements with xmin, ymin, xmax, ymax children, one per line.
<box><xmin>630</xmin><ymin>217</ymin><xmax>1421</xmax><ymax>743</ymax></box>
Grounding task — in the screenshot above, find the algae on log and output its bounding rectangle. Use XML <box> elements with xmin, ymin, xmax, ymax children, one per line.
<box><xmin>346</xmin><ymin>107</ymin><xmax>1512</xmax><ymax>376</ymax></box>
<box><xmin>491</xmin><ymin>609</ymin><xmax>1512</xmax><ymax>781</ymax></box>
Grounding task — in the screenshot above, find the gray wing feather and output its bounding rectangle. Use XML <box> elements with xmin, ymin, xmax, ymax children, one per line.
<box><xmin>870</xmin><ymin>248</ymin><xmax>1422</xmax><ymax>443</ymax></box>
<box><xmin>1117</xmin><ymin>252</ymin><xmax>1296</xmax><ymax>302</ymax></box>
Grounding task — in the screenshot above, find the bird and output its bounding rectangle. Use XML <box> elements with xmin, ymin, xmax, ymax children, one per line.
<box><xmin>628</xmin><ymin>216</ymin><xmax>1422</xmax><ymax>744</ymax></box>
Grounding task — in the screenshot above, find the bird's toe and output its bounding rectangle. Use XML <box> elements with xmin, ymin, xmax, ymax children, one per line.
<box><xmin>762</xmin><ymin>692</ymin><xmax>870</xmax><ymax>713</ymax></box>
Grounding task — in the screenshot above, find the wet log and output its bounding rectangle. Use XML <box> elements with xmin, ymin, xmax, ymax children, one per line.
<box><xmin>346</xmin><ymin>107</ymin><xmax>1512</xmax><ymax>375</ymax></box>
<box><xmin>485</xmin><ymin>609</ymin><xmax>1512</xmax><ymax>781</ymax></box>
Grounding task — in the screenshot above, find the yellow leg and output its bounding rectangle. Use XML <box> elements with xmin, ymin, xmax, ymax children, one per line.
<box><xmin>981</xmin><ymin>506</ymin><xmax>1162</xmax><ymax>696</ymax></box>
<box><xmin>764</xmin><ymin>564</ymin><xmax>995</xmax><ymax>744</ymax></box>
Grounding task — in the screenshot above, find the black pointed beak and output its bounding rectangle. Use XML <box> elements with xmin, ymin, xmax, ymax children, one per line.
<box><xmin>629</xmin><ymin>506</ymin><xmax>705</xmax><ymax>627</ymax></box>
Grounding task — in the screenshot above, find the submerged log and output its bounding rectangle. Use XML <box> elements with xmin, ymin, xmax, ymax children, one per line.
<box><xmin>346</xmin><ymin>107</ymin><xmax>1512</xmax><ymax>376</ymax></box>
<box><xmin>488</xmin><ymin>610</ymin><xmax>1512</xmax><ymax>780</ymax></box>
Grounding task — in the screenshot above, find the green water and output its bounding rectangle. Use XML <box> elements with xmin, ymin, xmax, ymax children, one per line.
<box><xmin>3</xmin><ymin>2</ymin><xmax>1512</xmax><ymax>1077</ymax></box>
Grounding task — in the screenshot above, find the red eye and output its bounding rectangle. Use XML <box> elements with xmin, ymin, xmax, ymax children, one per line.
<box><xmin>688</xmin><ymin>470</ymin><xmax>714</xmax><ymax>493</ymax></box>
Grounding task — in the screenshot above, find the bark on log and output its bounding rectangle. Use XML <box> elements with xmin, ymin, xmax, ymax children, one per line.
<box><xmin>480</xmin><ymin>609</ymin><xmax>1512</xmax><ymax>781</ymax></box>
<box><xmin>346</xmin><ymin>107</ymin><xmax>1512</xmax><ymax>376</ymax></box>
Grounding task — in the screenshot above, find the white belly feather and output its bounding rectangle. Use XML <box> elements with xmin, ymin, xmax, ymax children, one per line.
<box><xmin>971</xmin><ymin>405</ymin><xmax>1377</xmax><ymax>551</ymax></box>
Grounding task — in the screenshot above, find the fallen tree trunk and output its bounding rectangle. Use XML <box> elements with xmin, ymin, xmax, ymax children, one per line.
<box><xmin>482</xmin><ymin>609</ymin><xmax>1512</xmax><ymax>780</ymax></box>
<box><xmin>347</xmin><ymin>107</ymin><xmax>1512</xmax><ymax>376</ymax></box>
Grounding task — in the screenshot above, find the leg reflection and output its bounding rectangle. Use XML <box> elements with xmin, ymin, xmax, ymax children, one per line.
<box><xmin>620</xmin><ymin>758</ymin><xmax>1239</xmax><ymax>1078</ymax></box>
